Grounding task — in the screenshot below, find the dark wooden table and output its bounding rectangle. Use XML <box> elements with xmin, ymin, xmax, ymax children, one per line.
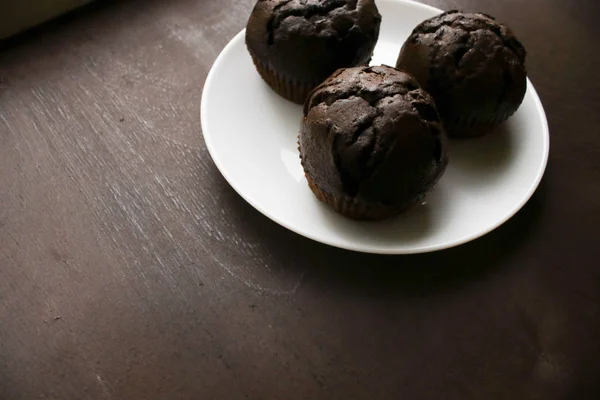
<box><xmin>1</xmin><ymin>0</ymin><xmax>599</xmax><ymax>399</ymax></box>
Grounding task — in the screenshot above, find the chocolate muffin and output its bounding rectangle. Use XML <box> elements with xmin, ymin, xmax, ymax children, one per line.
<box><xmin>246</xmin><ymin>0</ymin><xmax>381</xmax><ymax>104</ymax></box>
<box><xmin>395</xmin><ymin>11</ymin><xmax>527</xmax><ymax>137</ymax></box>
<box><xmin>299</xmin><ymin>65</ymin><xmax>448</xmax><ymax>220</ymax></box>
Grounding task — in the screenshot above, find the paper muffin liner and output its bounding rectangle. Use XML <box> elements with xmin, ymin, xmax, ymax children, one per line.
<box><xmin>445</xmin><ymin>107</ymin><xmax>520</xmax><ymax>138</ymax></box>
<box><xmin>250</xmin><ymin>55</ymin><xmax>319</xmax><ymax>105</ymax></box>
<box><xmin>306</xmin><ymin>176</ymin><xmax>409</xmax><ymax>221</ymax></box>
<box><xmin>298</xmin><ymin>137</ymin><xmax>417</xmax><ymax>221</ymax></box>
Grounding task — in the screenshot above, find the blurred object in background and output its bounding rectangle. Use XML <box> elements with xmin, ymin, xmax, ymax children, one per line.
<box><xmin>0</xmin><ymin>0</ymin><xmax>94</xmax><ymax>39</ymax></box>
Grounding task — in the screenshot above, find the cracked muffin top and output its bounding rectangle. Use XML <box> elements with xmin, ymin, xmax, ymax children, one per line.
<box><xmin>395</xmin><ymin>11</ymin><xmax>527</xmax><ymax>136</ymax></box>
<box><xmin>299</xmin><ymin>65</ymin><xmax>448</xmax><ymax>214</ymax></box>
<box><xmin>246</xmin><ymin>0</ymin><xmax>381</xmax><ymax>84</ymax></box>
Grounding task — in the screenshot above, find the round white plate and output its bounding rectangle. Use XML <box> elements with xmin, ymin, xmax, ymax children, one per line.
<box><xmin>201</xmin><ymin>0</ymin><xmax>549</xmax><ymax>254</ymax></box>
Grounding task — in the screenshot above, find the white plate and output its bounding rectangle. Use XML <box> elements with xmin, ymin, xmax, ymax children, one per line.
<box><xmin>201</xmin><ymin>0</ymin><xmax>549</xmax><ymax>254</ymax></box>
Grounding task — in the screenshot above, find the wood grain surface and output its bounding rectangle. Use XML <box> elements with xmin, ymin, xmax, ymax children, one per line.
<box><xmin>1</xmin><ymin>0</ymin><xmax>599</xmax><ymax>399</ymax></box>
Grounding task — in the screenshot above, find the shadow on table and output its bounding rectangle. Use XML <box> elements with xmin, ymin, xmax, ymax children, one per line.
<box><xmin>212</xmin><ymin>163</ymin><xmax>548</xmax><ymax>298</ymax></box>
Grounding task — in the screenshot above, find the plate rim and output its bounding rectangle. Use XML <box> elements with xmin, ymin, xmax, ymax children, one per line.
<box><xmin>200</xmin><ymin>0</ymin><xmax>550</xmax><ymax>255</ymax></box>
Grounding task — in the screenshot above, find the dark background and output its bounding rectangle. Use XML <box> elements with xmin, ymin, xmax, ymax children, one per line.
<box><xmin>1</xmin><ymin>0</ymin><xmax>599</xmax><ymax>398</ymax></box>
